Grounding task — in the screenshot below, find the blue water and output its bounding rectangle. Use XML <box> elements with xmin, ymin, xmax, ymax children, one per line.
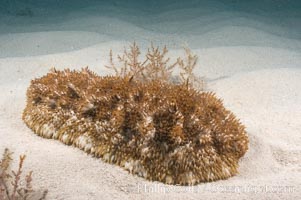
<box><xmin>0</xmin><ymin>0</ymin><xmax>300</xmax><ymax>57</ymax></box>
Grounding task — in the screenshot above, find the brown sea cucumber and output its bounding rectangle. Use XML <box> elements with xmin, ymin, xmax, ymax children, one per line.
<box><xmin>22</xmin><ymin>44</ymin><xmax>248</xmax><ymax>185</ymax></box>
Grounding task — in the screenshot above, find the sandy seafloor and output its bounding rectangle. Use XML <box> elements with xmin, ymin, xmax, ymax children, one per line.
<box><xmin>0</xmin><ymin>0</ymin><xmax>300</xmax><ymax>199</ymax></box>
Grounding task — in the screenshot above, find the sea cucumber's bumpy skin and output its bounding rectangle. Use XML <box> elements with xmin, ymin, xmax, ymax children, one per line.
<box><xmin>23</xmin><ymin>68</ymin><xmax>248</xmax><ymax>185</ymax></box>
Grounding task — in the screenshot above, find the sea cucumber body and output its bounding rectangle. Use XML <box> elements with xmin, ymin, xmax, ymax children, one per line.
<box><xmin>23</xmin><ymin>68</ymin><xmax>248</xmax><ymax>185</ymax></box>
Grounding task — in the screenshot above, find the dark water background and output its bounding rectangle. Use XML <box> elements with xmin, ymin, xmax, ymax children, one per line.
<box><xmin>0</xmin><ymin>0</ymin><xmax>300</xmax><ymax>57</ymax></box>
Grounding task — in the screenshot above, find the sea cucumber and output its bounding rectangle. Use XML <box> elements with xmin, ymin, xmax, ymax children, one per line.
<box><xmin>23</xmin><ymin>68</ymin><xmax>248</xmax><ymax>185</ymax></box>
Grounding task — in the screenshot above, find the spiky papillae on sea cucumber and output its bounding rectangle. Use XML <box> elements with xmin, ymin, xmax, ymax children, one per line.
<box><xmin>22</xmin><ymin>68</ymin><xmax>248</xmax><ymax>185</ymax></box>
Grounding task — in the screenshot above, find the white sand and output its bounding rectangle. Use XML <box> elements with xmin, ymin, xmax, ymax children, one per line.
<box><xmin>0</xmin><ymin>1</ymin><xmax>300</xmax><ymax>199</ymax></box>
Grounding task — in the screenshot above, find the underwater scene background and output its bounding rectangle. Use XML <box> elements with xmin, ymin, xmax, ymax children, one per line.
<box><xmin>0</xmin><ymin>1</ymin><xmax>300</xmax><ymax>200</ymax></box>
<box><xmin>0</xmin><ymin>0</ymin><xmax>301</xmax><ymax>57</ymax></box>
